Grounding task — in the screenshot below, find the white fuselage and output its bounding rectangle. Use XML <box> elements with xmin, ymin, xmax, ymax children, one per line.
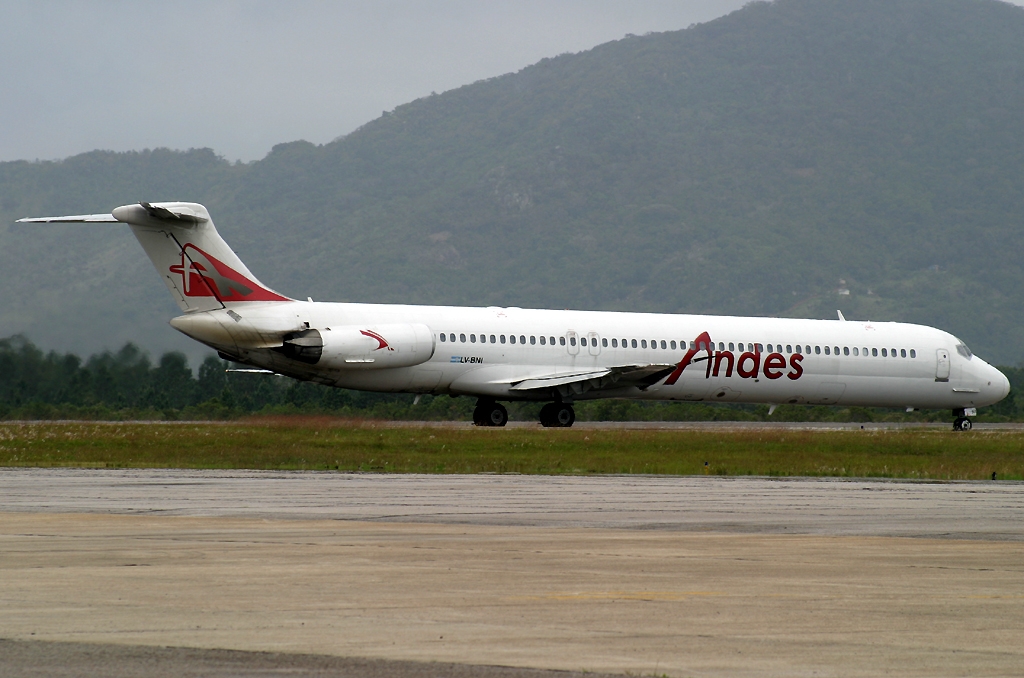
<box><xmin>20</xmin><ymin>201</ymin><xmax>1009</xmax><ymax>417</ymax></box>
<box><xmin>170</xmin><ymin>300</ymin><xmax>1011</xmax><ymax>411</ymax></box>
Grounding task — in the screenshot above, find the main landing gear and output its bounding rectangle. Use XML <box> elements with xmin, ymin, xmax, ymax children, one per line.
<box><xmin>539</xmin><ymin>402</ymin><xmax>575</xmax><ymax>428</ymax></box>
<box><xmin>473</xmin><ymin>399</ymin><xmax>508</xmax><ymax>427</ymax></box>
<box><xmin>953</xmin><ymin>408</ymin><xmax>976</xmax><ymax>432</ymax></box>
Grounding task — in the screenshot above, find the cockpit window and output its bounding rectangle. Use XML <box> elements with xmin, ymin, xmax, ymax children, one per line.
<box><xmin>955</xmin><ymin>340</ymin><xmax>973</xmax><ymax>359</ymax></box>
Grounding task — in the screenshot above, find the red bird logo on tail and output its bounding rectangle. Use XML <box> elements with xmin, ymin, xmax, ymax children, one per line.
<box><xmin>169</xmin><ymin>244</ymin><xmax>288</xmax><ymax>302</ymax></box>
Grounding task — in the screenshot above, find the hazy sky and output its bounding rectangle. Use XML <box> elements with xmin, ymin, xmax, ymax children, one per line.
<box><xmin>1</xmin><ymin>1</ymin><xmax>755</xmax><ymax>163</ymax></box>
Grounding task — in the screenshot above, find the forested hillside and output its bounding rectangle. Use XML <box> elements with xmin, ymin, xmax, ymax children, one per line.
<box><xmin>2</xmin><ymin>0</ymin><xmax>1023</xmax><ymax>365</ymax></box>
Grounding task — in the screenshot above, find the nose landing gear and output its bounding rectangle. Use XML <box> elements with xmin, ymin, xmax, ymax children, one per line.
<box><xmin>539</xmin><ymin>402</ymin><xmax>575</xmax><ymax>428</ymax></box>
<box><xmin>952</xmin><ymin>408</ymin><xmax>976</xmax><ymax>432</ymax></box>
<box><xmin>953</xmin><ymin>417</ymin><xmax>972</xmax><ymax>431</ymax></box>
<box><xmin>473</xmin><ymin>399</ymin><xmax>508</xmax><ymax>427</ymax></box>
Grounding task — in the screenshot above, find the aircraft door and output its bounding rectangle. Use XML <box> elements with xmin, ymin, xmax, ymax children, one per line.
<box><xmin>588</xmin><ymin>332</ymin><xmax>601</xmax><ymax>356</ymax></box>
<box><xmin>936</xmin><ymin>349</ymin><xmax>950</xmax><ymax>382</ymax></box>
<box><xmin>565</xmin><ymin>330</ymin><xmax>580</xmax><ymax>356</ymax></box>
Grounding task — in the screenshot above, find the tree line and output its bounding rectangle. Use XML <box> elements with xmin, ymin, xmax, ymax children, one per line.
<box><xmin>0</xmin><ymin>335</ymin><xmax>1021</xmax><ymax>423</ymax></box>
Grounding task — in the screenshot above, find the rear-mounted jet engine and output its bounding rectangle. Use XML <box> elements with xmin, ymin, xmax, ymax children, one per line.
<box><xmin>278</xmin><ymin>324</ymin><xmax>435</xmax><ymax>369</ymax></box>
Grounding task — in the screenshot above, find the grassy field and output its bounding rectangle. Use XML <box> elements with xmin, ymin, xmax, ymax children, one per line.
<box><xmin>1</xmin><ymin>418</ymin><xmax>1022</xmax><ymax>480</ymax></box>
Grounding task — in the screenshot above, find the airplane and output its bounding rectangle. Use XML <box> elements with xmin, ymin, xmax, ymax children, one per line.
<box><xmin>19</xmin><ymin>201</ymin><xmax>1010</xmax><ymax>430</ymax></box>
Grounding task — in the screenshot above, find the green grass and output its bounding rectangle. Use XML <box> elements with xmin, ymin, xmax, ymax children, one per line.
<box><xmin>1</xmin><ymin>418</ymin><xmax>1022</xmax><ymax>480</ymax></box>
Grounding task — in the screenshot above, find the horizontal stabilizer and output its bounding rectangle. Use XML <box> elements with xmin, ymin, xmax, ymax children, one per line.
<box><xmin>16</xmin><ymin>214</ymin><xmax>118</xmax><ymax>223</ymax></box>
<box><xmin>138</xmin><ymin>202</ymin><xmax>208</xmax><ymax>223</ymax></box>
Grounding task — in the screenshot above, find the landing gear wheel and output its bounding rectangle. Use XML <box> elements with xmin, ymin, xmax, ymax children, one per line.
<box><xmin>473</xmin><ymin>400</ymin><xmax>507</xmax><ymax>427</ymax></box>
<box><xmin>539</xmin><ymin>403</ymin><xmax>575</xmax><ymax>428</ymax></box>
<box><xmin>953</xmin><ymin>417</ymin><xmax>973</xmax><ymax>432</ymax></box>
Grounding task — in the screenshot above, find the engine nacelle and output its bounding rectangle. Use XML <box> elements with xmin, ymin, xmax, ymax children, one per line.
<box><xmin>278</xmin><ymin>323</ymin><xmax>435</xmax><ymax>370</ymax></box>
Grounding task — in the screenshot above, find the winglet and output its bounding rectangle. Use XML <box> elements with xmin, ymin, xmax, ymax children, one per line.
<box><xmin>837</xmin><ymin>310</ymin><xmax>846</xmax><ymax>321</ymax></box>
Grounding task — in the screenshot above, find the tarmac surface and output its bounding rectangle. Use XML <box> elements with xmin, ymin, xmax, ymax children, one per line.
<box><xmin>3</xmin><ymin>470</ymin><xmax>1024</xmax><ymax>677</ymax></box>
<box><xmin>2</xmin><ymin>469</ymin><xmax>1023</xmax><ymax>539</ymax></box>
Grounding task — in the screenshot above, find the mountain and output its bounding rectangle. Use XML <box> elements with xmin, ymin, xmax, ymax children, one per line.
<box><xmin>2</xmin><ymin>0</ymin><xmax>1024</xmax><ymax>365</ymax></box>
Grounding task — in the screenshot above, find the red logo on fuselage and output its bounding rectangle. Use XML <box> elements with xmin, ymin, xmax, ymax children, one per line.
<box><xmin>169</xmin><ymin>244</ymin><xmax>288</xmax><ymax>302</ymax></box>
<box><xmin>360</xmin><ymin>329</ymin><xmax>394</xmax><ymax>351</ymax></box>
<box><xmin>665</xmin><ymin>331</ymin><xmax>804</xmax><ymax>385</ymax></box>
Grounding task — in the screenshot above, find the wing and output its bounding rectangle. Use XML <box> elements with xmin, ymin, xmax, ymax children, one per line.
<box><xmin>508</xmin><ymin>363</ymin><xmax>676</xmax><ymax>397</ymax></box>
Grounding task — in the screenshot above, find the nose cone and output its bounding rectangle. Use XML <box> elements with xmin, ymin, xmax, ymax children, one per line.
<box><xmin>980</xmin><ymin>363</ymin><xmax>1012</xmax><ymax>406</ymax></box>
<box><xmin>997</xmin><ymin>368</ymin><xmax>1011</xmax><ymax>401</ymax></box>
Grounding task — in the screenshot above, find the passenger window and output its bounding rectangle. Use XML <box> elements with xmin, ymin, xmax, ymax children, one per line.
<box><xmin>805</xmin><ymin>345</ymin><xmax>811</xmax><ymax>354</ymax></box>
<box><xmin>690</xmin><ymin>341</ymin><xmax>696</xmax><ymax>350</ymax></box>
<box><xmin>490</xmin><ymin>335</ymin><xmax>496</xmax><ymax>343</ymax></box>
<box><xmin>602</xmin><ymin>338</ymin><xmax>608</xmax><ymax>347</ymax></box>
<box><xmin>852</xmin><ymin>347</ymin><xmax>858</xmax><ymax>356</ymax></box>
<box><xmin>660</xmin><ymin>340</ymin><xmax>667</xmax><ymax>349</ymax></box>
<box><xmin>910</xmin><ymin>349</ymin><xmax>916</xmax><ymax>358</ymax></box>
<box><xmin>786</xmin><ymin>344</ymin><xmax>792</xmax><ymax>354</ymax></box>
<box><xmin>729</xmin><ymin>343</ymin><xmax>735</xmax><ymax>351</ymax></box>
<box><xmin>872</xmin><ymin>348</ymin><xmax>878</xmax><ymax>356</ymax></box>
<box><xmin>509</xmin><ymin>335</ymin><xmax>515</xmax><ymax>344</ymax></box>
<box><xmin>550</xmin><ymin>336</ymin><xmax>556</xmax><ymax>345</ymax></box>
<box><xmin>641</xmin><ymin>340</ymin><xmax>648</xmax><ymax>348</ymax></box>
<box><xmin>670</xmin><ymin>340</ymin><xmax>677</xmax><ymax>350</ymax></box>
<box><xmin>460</xmin><ymin>333</ymin><xmax>467</xmax><ymax>343</ymax></box>
<box><xmin>824</xmin><ymin>346</ymin><xmax>830</xmax><ymax>355</ymax></box>
<box><xmin>891</xmin><ymin>348</ymin><xmax>896</xmax><ymax>356</ymax></box>
<box><xmin>844</xmin><ymin>347</ymin><xmax>850</xmax><ymax>356</ymax></box>
<box><xmin>881</xmin><ymin>348</ymin><xmax>887</xmax><ymax>357</ymax></box>
<box><xmin>530</xmin><ymin>336</ymin><xmax>536</xmax><ymax>345</ymax></box>
<box><xmin>440</xmin><ymin>333</ymin><xmax>446</xmax><ymax>342</ymax></box>
<box><xmin>612</xmin><ymin>338</ymin><xmax>618</xmax><ymax>348</ymax></box>
<box><xmin>815</xmin><ymin>346</ymin><xmax>821</xmax><ymax>354</ymax></box>
<box><xmin>570</xmin><ymin>337</ymin><xmax>577</xmax><ymax>346</ymax></box>
<box><xmin>470</xmin><ymin>334</ymin><xmax>476</xmax><ymax>343</ymax></box>
<box><xmin>632</xmin><ymin>339</ymin><xmax>638</xmax><ymax>348</ymax></box>
<box><xmin>560</xmin><ymin>337</ymin><xmax>566</xmax><ymax>346</ymax></box>
<box><xmin>579</xmin><ymin>337</ymin><xmax>586</xmax><ymax>347</ymax></box>
<box><xmin>539</xmin><ymin>336</ymin><xmax>546</xmax><ymax>345</ymax></box>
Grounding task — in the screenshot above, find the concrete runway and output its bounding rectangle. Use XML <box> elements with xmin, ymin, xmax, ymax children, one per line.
<box><xmin>2</xmin><ymin>469</ymin><xmax>1023</xmax><ymax>539</ymax></box>
<box><xmin>3</xmin><ymin>470</ymin><xmax>1024</xmax><ymax>676</ymax></box>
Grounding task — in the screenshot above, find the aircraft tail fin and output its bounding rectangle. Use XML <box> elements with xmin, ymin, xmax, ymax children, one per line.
<box><xmin>19</xmin><ymin>202</ymin><xmax>291</xmax><ymax>313</ymax></box>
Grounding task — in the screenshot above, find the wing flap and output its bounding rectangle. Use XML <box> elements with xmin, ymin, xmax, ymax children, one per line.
<box><xmin>510</xmin><ymin>369</ymin><xmax>613</xmax><ymax>391</ymax></box>
<box><xmin>508</xmin><ymin>363</ymin><xmax>677</xmax><ymax>394</ymax></box>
